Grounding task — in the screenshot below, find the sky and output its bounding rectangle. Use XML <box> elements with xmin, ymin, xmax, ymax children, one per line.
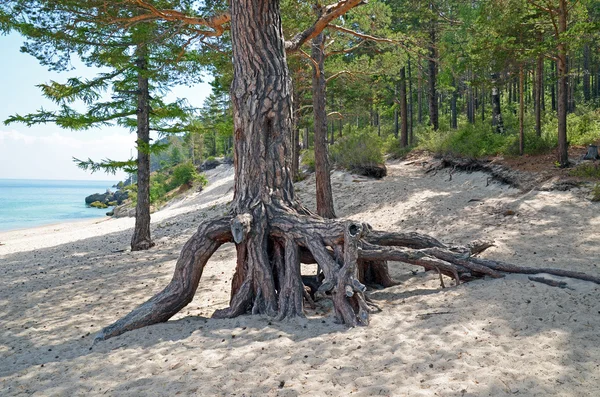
<box><xmin>0</xmin><ymin>32</ymin><xmax>214</xmax><ymax>181</ymax></box>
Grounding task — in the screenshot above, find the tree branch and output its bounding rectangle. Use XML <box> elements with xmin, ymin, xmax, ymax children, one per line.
<box><xmin>285</xmin><ymin>0</ymin><xmax>366</xmax><ymax>51</ymax></box>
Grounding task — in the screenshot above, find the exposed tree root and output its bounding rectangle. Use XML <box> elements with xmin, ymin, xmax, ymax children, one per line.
<box><xmin>95</xmin><ymin>210</ymin><xmax>600</xmax><ymax>342</ymax></box>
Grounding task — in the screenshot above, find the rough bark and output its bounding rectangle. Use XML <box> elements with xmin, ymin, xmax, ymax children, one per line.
<box><xmin>519</xmin><ymin>64</ymin><xmax>525</xmax><ymax>156</ymax></box>
<box><xmin>557</xmin><ymin>0</ymin><xmax>569</xmax><ymax>167</ymax></box>
<box><xmin>535</xmin><ymin>55</ymin><xmax>543</xmax><ymax>137</ymax></box>
<box><xmin>131</xmin><ymin>45</ymin><xmax>154</xmax><ymax>251</ymax></box>
<box><xmin>450</xmin><ymin>75</ymin><xmax>457</xmax><ymax>130</ymax></box>
<box><xmin>311</xmin><ymin>24</ymin><xmax>336</xmax><ymax>219</ymax></box>
<box><xmin>399</xmin><ymin>66</ymin><xmax>408</xmax><ymax>147</ymax></box>
<box><xmin>408</xmin><ymin>57</ymin><xmax>414</xmax><ymax>144</ymax></box>
<box><xmin>491</xmin><ymin>72</ymin><xmax>504</xmax><ymax>134</ymax></box>
<box><xmin>583</xmin><ymin>44</ymin><xmax>591</xmax><ymax>102</ymax></box>
<box><xmin>428</xmin><ymin>20</ymin><xmax>439</xmax><ymax>131</ymax></box>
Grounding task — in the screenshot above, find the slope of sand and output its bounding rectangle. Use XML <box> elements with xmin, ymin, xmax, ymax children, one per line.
<box><xmin>1</xmin><ymin>161</ymin><xmax>599</xmax><ymax>396</ymax></box>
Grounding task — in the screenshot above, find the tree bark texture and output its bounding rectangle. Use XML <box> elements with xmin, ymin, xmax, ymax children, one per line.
<box><xmin>131</xmin><ymin>45</ymin><xmax>154</xmax><ymax>252</ymax></box>
<box><xmin>519</xmin><ymin>64</ymin><xmax>525</xmax><ymax>156</ymax></box>
<box><xmin>311</xmin><ymin>26</ymin><xmax>336</xmax><ymax>219</ymax></box>
<box><xmin>408</xmin><ymin>57</ymin><xmax>414</xmax><ymax>144</ymax></box>
<box><xmin>491</xmin><ymin>73</ymin><xmax>504</xmax><ymax>134</ymax></box>
<box><xmin>428</xmin><ymin>22</ymin><xmax>439</xmax><ymax>131</ymax></box>
<box><xmin>400</xmin><ymin>66</ymin><xmax>408</xmax><ymax>147</ymax></box>
<box><xmin>583</xmin><ymin>44</ymin><xmax>591</xmax><ymax>102</ymax></box>
<box><xmin>450</xmin><ymin>76</ymin><xmax>457</xmax><ymax>129</ymax></box>
<box><xmin>535</xmin><ymin>55</ymin><xmax>543</xmax><ymax>137</ymax></box>
<box><xmin>557</xmin><ymin>0</ymin><xmax>569</xmax><ymax>167</ymax></box>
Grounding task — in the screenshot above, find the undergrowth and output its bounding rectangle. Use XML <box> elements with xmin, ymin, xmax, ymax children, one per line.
<box><xmin>330</xmin><ymin>128</ymin><xmax>385</xmax><ymax>170</ymax></box>
<box><xmin>127</xmin><ymin>162</ymin><xmax>207</xmax><ymax>206</ymax></box>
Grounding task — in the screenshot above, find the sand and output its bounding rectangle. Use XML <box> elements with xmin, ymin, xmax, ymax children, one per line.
<box><xmin>1</xmin><ymin>160</ymin><xmax>599</xmax><ymax>396</ymax></box>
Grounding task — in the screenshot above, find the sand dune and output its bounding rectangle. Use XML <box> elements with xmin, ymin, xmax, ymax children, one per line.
<box><xmin>1</xmin><ymin>161</ymin><xmax>598</xmax><ymax>396</ymax></box>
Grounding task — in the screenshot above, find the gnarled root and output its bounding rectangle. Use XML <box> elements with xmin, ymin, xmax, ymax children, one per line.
<box><xmin>95</xmin><ymin>217</ymin><xmax>233</xmax><ymax>342</ymax></box>
<box><xmin>96</xmin><ymin>208</ymin><xmax>600</xmax><ymax>341</ymax></box>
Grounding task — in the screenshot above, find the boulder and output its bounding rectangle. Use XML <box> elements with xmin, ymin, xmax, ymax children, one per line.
<box><xmin>85</xmin><ymin>192</ymin><xmax>111</xmax><ymax>205</ymax></box>
<box><xmin>112</xmin><ymin>190</ymin><xmax>129</xmax><ymax>205</ymax></box>
<box><xmin>200</xmin><ymin>158</ymin><xmax>221</xmax><ymax>171</ymax></box>
<box><xmin>112</xmin><ymin>203</ymin><xmax>136</xmax><ymax>218</ymax></box>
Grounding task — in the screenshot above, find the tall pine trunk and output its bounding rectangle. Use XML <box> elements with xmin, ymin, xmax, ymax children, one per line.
<box><xmin>557</xmin><ymin>0</ymin><xmax>569</xmax><ymax>167</ymax></box>
<box><xmin>491</xmin><ymin>73</ymin><xmax>504</xmax><ymax>133</ymax></box>
<box><xmin>400</xmin><ymin>66</ymin><xmax>408</xmax><ymax>147</ymax></box>
<box><xmin>450</xmin><ymin>75</ymin><xmax>457</xmax><ymax>129</ymax></box>
<box><xmin>428</xmin><ymin>21</ymin><xmax>439</xmax><ymax>131</ymax></box>
<box><xmin>131</xmin><ymin>44</ymin><xmax>154</xmax><ymax>251</ymax></box>
<box><xmin>311</xmin><ymin>27</ymin><xmax>336</xmax><ymax>219</ymax></box>
<box><xmin>535</xmin><ymin>55</ymin><xmax>543</xmax><ymax>137</ymax></box>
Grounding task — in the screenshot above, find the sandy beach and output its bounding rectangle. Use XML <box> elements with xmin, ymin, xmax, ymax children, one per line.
<box><xmin>1</xmin><ymin>160</ymin><xmax>599</xmax><ymax>396</ymax></box>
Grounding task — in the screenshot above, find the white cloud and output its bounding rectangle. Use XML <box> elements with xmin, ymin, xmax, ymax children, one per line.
<box><xmin>0</xmin><ymin>130</ymin><xmax>37</xmax><ymax>145</ymax></box>
<box><xmin>0</xmin><ymin>128</ymin><xmax>136</xmax><ymax>180</ymax></box>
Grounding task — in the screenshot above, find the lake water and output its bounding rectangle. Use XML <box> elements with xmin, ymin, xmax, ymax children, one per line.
<box><xmin>0</xmin><ymin>179</ymin><xmax>118</xmax><ymax>232</ymax></box>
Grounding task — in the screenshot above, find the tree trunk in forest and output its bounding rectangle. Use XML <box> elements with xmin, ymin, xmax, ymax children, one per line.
<box><xmin>583</xmin><ymin>44</ymin><xmax>591</xmax><ymax>102</ymax></box>
<box><xmin>303</xmin><ymin>126</ymin><xmax>309</xmax><ymax>150</ymax></box>
<box><xmin>491</xmin><ymin>73</ymin><xmax>504</xmax><ymax>134</ymax></box>
<box><xmin>450</xmin><ymin>76</ymin><xmax>457</xmax><ymax>129</ymax></box>
<box><xmin>291</xmin><ymin>86</ymin><xmax>300</xmax><ymax>181</ymax></box>
<box><xmin>519</xmin><ymin>64</ymin><xmax>525</xmax><ymax>156</ymax></box>
<box><xmin>408</xmin><ymin>57</ymin><xmax>414</xmax><ymax>144</ymax></box>
<box><xmin>418</xmin><ymin>59</ymin><xmax>423</xmax><ymax>124</ymax></box>
<box><xmin>394</xmin><ymin>85</ymin><xmax>399</xmax><ymax>138</ymax></box>
<box><xmin>428</xmin><ymin>22</ymin><xmax>438</xmax><ymax>131</ymax></box>
<box><xmin>400</xmin><ymin>66</ymin><xmax>408</xmax><ymax>147</ymax></box>
<box><xmin>131</xmin><ymin>45</ymin><xmax>154</xmax><ymax>252</ymax></box>
<box><xmin>557</xmin><ymin>0</ymin><xmax>569</xmax><ymax>167</ymax></box>
<box><xmin>481</xmin><ymin>88</ymin><xmax>485</xmax><ymax>123</ymax></box>
<box><xmin>535</xmin><ymin>55</ymin><xmax>543</xmax><ymax>137</ymax></box>
<box><xmin>568</xmin><ymin>56</ymin><xmax>575</xmax><ymax>113</ymax></box>
<box><xmin>311</xmin><ymin>27</ymin><xmax>336</xmax><ymax>219</ymax></box>
<box><xmin>551</xmin><ymin>60</ymin><xmax>556</xmax><ymax>112</ymax></box>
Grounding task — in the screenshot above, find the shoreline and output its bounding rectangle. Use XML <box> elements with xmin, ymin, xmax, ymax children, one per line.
<box><xmin>0</xmin><ymin>210</ymin><xmax>112</xmax><ymax>234</ymax></box>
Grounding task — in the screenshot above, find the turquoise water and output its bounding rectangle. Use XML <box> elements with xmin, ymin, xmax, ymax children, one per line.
<box><xmin>0</xmin><ymin>179</ymin><xmax>118</xmax><ymax>232</ymax></box>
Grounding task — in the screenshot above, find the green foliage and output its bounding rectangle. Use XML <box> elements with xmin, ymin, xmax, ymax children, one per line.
<box><xmin>592</xmin><ymin>184</ymin><xmax>600</xmax><ymax>202</ymax></box>
<box><xmin>567</xmin><ymin>107</ymin><xmax>600</xmax><ymax>146</ymax></box>
<box><xmin>384</xmin><ymin>135</ymin><xmax>413</xmax><ymax>159</ymax></box>
<box><xmin>417</xmin><ymin>122</ymin><xmax>513</xmax><ymax>157</ymax></box>
<box><xmin>171</xmin><ymin>162</ymin><xmax>202</xmax><ymax>187</ymax></box>
<box><xmin>123</xmin><ymin>184</ymin><xmax>138</xmax><ymax>205</ymax></box>
<box><xmin>147</xmin><ymin>162</ymin><xmax>207</xmax><ymax>205</ymax></box>
<box><xmin>330</xmin><ymin>129</ymin><xmax>385</xmax><ymax>171</ymax></box>
<box><xmin>300</xmin><ymin>149</ymin><xmax>315</xmax><ymax>172</ymax></box>
<box><xmin>569</xmin><ymin>163</ymin><xmax>600</xmax><ymax>179</ymax></box>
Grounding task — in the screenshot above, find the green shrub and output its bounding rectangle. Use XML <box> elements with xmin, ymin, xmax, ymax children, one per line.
<box><xmin>569</xmin><ymin>163</ymin><xmax>600</xmax><ymax>179</ymax></box>
<box><xmin>592</xmin><ymin>184</ymin><xmax>600</xmax><ymax>202</ymax></box>
<box><xmin>383</xmin><ymin>135</ymin><xmax>413</xmax><ymax>159</ymax></box>
<box><xmin>300</xmin><ymin>149</ymin><xmax>315</xmax><ymax>171</ymax></box>
<box><xmin>567</xmin><ymin>107</ymin><xmax>600</xmax><ymax>146</ymax></box>
<box><xmin>90</xmin><ymin>201</ymin><xmax>108</xmax><ymax>209</ymax></box>
<box><xmin>171</xmin><ymin>162</ymin><xmax>201</xmax><ymax>188</ymax></box>
<box><xmin>417</xmin><ymin>122</ymin><xmax>514</xmax><ymax>157</ymax></box>
<box><xmin>123</xmin><ymin>184</ymin><xmax>137</xmax><ymax>204</ymax></box>
<box><xmin>330</xmin><ymin>129</ymin><xmax>384</xmax><ymax>170</ymax></box>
